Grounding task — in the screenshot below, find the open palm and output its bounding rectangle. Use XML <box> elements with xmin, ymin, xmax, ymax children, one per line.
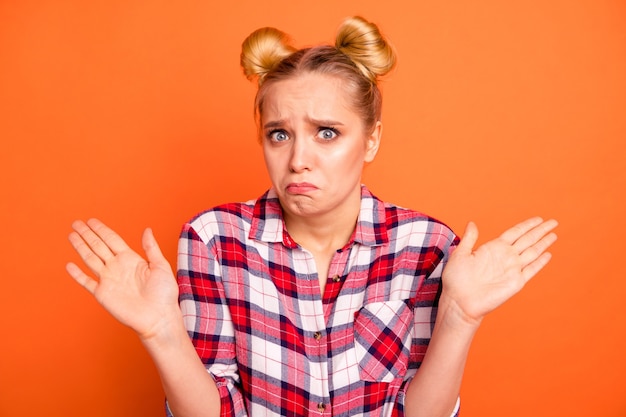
<box><xmin>66</xmin><ymin>219</ymin><xmax>180</xmax><ymax>340</ymax></box>
<box><xmin>442</xmin><ymin>217</ymin><xmax>558</xmax><ymax>324</ymax></box>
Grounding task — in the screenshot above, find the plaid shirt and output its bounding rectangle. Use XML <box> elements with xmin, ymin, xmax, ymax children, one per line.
<box><xmin>172</xmin><ymin>186</ymin><xmax>460</xmax><ymax>417</ymax></box>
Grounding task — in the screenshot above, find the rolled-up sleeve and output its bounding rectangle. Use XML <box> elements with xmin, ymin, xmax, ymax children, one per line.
<box><xmin>393</xmin><ymin>228</ymin><xmax>461</xmax><ymax>417</ymax></box>
<box><xmin>167</xmin><ymin>222</ymin><xmax>247</xmax><ymax>417</ymax></box>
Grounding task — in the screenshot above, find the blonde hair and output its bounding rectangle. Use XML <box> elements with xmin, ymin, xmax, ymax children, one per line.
<box><xmin>240</xmin><ymin>16</ymin><xmax>396</xmax><ymax>134</ymax></box>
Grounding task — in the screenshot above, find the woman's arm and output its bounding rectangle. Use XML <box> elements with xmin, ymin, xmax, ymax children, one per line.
<box><xmin>67</xmin><ymin>219</ymin><xmax>220</xmax><ymax>417</ymax></box>
<box><xmin>403</xmin><ymin>217</ymin><xmax>558</xmax><ymax>417</ymax></box>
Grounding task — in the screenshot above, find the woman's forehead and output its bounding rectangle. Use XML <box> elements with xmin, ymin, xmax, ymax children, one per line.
<box><xmin>260</xmin><ymin>73</ymin><xmax>358</xmax><ymax>123</ymax></box>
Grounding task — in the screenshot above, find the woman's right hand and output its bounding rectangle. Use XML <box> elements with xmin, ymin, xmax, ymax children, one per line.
<box><xmin>66</xmin><ymin>218</ymin><xmax>181</xmax><ymax>341</ymax></box>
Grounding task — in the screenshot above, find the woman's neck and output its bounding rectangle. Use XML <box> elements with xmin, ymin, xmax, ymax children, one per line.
<box><xmin>282</xmin><ymin>192</ymin><xmax>361</xmax><ymax>254</ymax></box>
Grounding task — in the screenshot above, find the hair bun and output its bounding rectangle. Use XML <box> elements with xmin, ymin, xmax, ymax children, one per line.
<box><xmin>240</xmin><ymin>27</ymin><xmax>297</xmax><ymax>85</ymax></box>
<box><xmin>335</xmin><ymin>16</ymin><xmax>396</xmax><ymax>83</ymax></box>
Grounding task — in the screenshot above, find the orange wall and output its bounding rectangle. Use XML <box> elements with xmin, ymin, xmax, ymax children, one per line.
<box><xmin>1</xmin><ymin>1</ymin><xmax>625</xmax><ymax>416</ymax></box>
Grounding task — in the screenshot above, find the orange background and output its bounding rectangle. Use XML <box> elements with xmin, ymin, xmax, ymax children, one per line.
<box><xmin>1</xmin><ymin>1</ymin><xmax>625</xmax><ymax>416</ymax></box>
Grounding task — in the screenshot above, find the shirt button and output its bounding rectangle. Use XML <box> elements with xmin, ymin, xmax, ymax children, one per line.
<box><xmin>317</xmin><ymin>402</ymin><xmax>326</xmax><ymax>412</ymax></box>
<box><xmin>313</xmin><ymin>331</ymin><xmax>322</xmax><ymax>340</ymax></box>
<box><xmin>332</xmin><ymin>274</ymin><xmax>341</xmax><ymax>282</ymax></box>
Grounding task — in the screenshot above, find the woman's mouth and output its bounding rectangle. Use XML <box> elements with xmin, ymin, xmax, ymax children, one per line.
<box><xmin>286</xmin><ymin>182</ymin><xmax>319</xmax><ymax>194</ymax></box>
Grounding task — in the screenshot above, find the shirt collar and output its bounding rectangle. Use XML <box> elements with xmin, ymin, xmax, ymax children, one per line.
<box><xmin>249</xmin><ymin>186</ymin><xmax>388</xmax><ymax>248</ymax></box>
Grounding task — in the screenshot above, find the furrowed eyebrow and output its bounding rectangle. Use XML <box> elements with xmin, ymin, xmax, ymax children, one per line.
<box><xmin>307</xmin><ymin>118</ymin><xmax>344</xmax><ymax>126</ymax></box>
<box><xmin>262</xmin><ymin>118</ymin><xmax>345</xmax><ymax>130</ymax></box>
<box><xmin>263</xmin><ymin>120</ymin><xmax>285</xmax><ymax>130</ymax></box>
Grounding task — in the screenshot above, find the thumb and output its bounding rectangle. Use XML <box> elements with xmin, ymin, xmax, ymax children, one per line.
<box><xmin>456</xmin><ymin>221</ymin><xmax>479</xmax><ymax>255</ymax></box>
<box><xmin>142</xmin><ymin>227</ymin><xmax>168</xmax><ymax>267</ymax></box>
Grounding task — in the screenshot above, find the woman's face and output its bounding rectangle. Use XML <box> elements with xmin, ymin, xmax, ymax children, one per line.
<box><xmin>260</xmin><ymin>72</ymin><xmax>381</xmax><ymax>223</ymax></box>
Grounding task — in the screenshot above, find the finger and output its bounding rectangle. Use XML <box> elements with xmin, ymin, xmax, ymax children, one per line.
<box><xmin>513</xmin><ymin>219</ymin><xmax>559</xmax><ymax>254</ymax></box>
<box><xmin>68</xmin><ymin>230</ymin><xmax>106</xmax><ymax>275</ymax></box>
<box><xmin>499</xmin><ymin>217</ymin><xmax>544</xmax><ymax>245</ymax></box>
<box><xmin>521</xmin><ymin>252</ymin><xmax>553</xmax><ymax>281</ymax></box>
<box><xmin>86</xmin><ymin>218</ymin><xmax>132</xmax><ymax>255</ymax></box>
<box><xmin>455</xmin><ymin>221</ymin><xmax>479</xmax><ymax>255</ymax></box>
<box><xmin>142</xmin><ymin>228</ymin><xmax>169</xmax><ymax>268</ymax></box>
<box><xmin>71</xmin><ymin>220</ymin><xmax>116</xmax><ymax>263</ymax></box>
<box><xmin>520</xmin><ymin>231</ymin><xmax>558</xmax><ymax>266</ymax></box>
<box><xmin>66</xmin><ymin>262</ymin><xmax>98</xmax><ymax>294</ymax></box>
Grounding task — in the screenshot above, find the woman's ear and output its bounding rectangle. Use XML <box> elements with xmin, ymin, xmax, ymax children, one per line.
<box><xmin>364</xmin><ymin>121</ymin><xmax>382</xmax><ymax>163</ymax></box>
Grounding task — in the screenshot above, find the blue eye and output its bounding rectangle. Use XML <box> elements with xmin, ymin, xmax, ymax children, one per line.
<box><xmin>269</xmin><ymin>130</ymin><xmax>289</xmax><ymax>142</ymax></box>
<box><xmin>318</xmin><ymin>127</ymin><xmax>338</xmax><ymax>140</ymax></box>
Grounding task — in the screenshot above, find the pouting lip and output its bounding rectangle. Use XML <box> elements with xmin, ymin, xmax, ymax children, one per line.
<box><xmin>285</xmin><ymin>182</ymin><xmax>319</xmax><ymax>193</ymax></box>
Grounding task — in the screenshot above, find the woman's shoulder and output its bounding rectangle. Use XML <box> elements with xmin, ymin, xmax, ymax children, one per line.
<box><xmin>189</xmin><ymin>199</ymin><xmax>256</xmax><ymax>224</ymax></box>
<box><xmin>380</xmin><ymin>200</ymin><xmax>457</xmax><ymax>244</ymax></box>
<box><xmin>180</xmin><ymin>191</ymin><xmax>271</xmax><ymax>242</ymax></box>
<box><xmin>360</xmin><ymin>187</ymin><xmax>457</xmax><ymax>246</ymax></box>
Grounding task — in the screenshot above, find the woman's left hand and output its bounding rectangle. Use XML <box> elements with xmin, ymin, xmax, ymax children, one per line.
<box><xmin>441</xmin><ymin>217</ymin><xmax>558</xmax><ymax>325</ymax></box>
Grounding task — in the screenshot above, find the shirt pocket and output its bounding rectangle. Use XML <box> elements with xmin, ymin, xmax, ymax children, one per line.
<box><xmin>353</xmin><ymin>300</ymin><xmax>414</xmax><ymax>383</ymax></box>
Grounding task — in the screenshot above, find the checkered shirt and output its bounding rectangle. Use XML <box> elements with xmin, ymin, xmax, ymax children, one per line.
<box><xmin>171</xmin><ymin>186</ymin><xmax>460</xmax><ymax>417</ymax></box>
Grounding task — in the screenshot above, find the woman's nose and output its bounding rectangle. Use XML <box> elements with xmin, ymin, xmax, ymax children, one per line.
<box><xmin>288</xmin><ymin>137</ymin><xmax>312</xmax><ymax>173</ymax></box>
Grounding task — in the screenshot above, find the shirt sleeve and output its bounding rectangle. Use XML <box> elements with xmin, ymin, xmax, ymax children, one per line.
<box><xmin>394</xmin><ymin>388</ymin><xmax>460</xmax><ymax>417</ymax></box>
<box><xmin>166</xmin><ymin>221</ymin><xmax>247</xmax><ymax>417</ymax></box>
<box><xmin>393</xmin><ymin>224</ymin><xmax>461</xmax><ymax>416</ymax></box>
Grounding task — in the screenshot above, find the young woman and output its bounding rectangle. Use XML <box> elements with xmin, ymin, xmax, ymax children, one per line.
<box><xmin>67</xmin><ymin>16</ymin><xmax>558</xmax><ymax>417</ymax></box>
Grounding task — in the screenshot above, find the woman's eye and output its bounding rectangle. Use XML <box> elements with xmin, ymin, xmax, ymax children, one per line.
<box><xmin>269</xmin><ymin>130</ymin><xmax>289</xmax><ymax>142</ymax></box>
<box><xmin>318</xmin><ymin>128</ymin><xmax>338</xmax><ymax>140</ymax></box>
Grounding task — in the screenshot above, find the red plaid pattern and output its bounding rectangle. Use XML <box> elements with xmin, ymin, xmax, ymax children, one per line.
<box><xmin>353</xmin><ymin>300</ymin><xmax>414</xmax><ymax>383</ymax></box>
<box><xmin>170</xmin><ymin>186</ymin><xmax>460</xmax><ymax>417</ymax></box>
